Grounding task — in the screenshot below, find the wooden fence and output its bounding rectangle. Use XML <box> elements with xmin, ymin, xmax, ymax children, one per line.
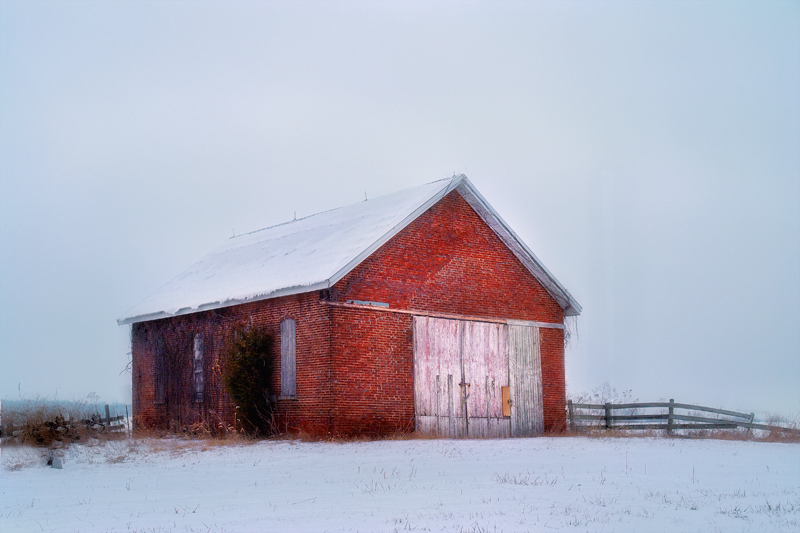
<box><xmin>568</xmin><ymin>399</ymin><xmax>800</xmax><ymax>435</ymax></box>
<box><xmin>1</xmin><ymin>404</ymin><xmax>129</xmax><ymax>440</ymax></box>
<box><xmin>79</xmin><ymin>404</ymin><xmax>128</xmax><ymax>432</ymax></box>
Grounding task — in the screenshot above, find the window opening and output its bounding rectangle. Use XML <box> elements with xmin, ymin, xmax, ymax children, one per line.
<box><xmin>280</xmin><ymin>319</ymin><xmax>297</xmax><ymax>398</ymax></box>
<box><xmin>155</xmin><ymin>335</ymin><xmax>166</xmax><ymax>405</ymax></box>
<box><xmin>193</xmin><ymin>334</ymin><xmax>204</xmax><ymax>403</ymax></box>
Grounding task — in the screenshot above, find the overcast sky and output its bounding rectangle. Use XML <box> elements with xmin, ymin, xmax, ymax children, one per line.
<box><xmin>1</xmin><ymin>1</ymin><xmax>798</xmax><ymax>418</ymax></box>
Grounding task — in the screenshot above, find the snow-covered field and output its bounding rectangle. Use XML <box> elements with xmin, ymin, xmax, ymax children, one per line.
<box><xmin>2</xmin><ymin>436</ymin><xmax>798</xmax><ymax>532</ymax></box>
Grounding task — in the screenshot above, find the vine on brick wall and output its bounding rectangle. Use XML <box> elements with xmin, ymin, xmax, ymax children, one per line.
<box><xmin>223</xmin><ymin>327</ymin><xmax>275</xmax><ymax>435</ymax></box>
<box><xmin>132</xmin><ymin>311</ymin><xmax>242</xmax><ymax>432</ymax></box>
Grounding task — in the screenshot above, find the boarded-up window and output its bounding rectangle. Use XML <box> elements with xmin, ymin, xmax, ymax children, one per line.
<box><xmin>193</xmin><ymin>334</ymin><xmax>204</xmax><ymax>403</ymax></box>
<box><xmin>154</xmin><ymin>335</ymin><xmax>167</xmax><ymax>405</ymax></box>
<box><xmin>280</xmin><ymin>318</ymin><xmax>296</xmax><ymax>398</ymax></box>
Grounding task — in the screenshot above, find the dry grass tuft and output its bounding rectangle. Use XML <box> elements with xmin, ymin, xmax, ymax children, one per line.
<box><xmin>1</xmin><ymin>398</ymin><xmax>126</xmax><ymax>448</ymax></box>
<box><xmin>565</xmin><ymin>421</ymin><xmax>800</xmax><ymax>444</ymax></box>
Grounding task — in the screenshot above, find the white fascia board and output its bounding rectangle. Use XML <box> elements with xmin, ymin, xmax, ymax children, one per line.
<box><xmin>116</xmin><ymin>280</ymin><xmax>331</xmax><ymax>325</ymax></box>
<box><xmin>507</xmin><ymin>319</ymin><xmax>565</xmax><ymax>330</ymax></box>
<box><xmin>327</xmin><ymin>175</ymin><xmax>463</xmax><ymax>287</ymax></box>
<box><xmin>455</xmin><ymin>179</ymin><xmax>582</xmax><ymax>317</ymax></box>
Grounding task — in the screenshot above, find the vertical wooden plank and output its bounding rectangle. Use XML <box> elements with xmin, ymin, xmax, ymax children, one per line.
<box><xmin>462</xmin><ymin>321</ymin><xmax>489</xmax><ymax>419</ymax></box>
<box><xmin>435</xmin><ymin>318</ymin><xmax>462</xmax><ymax>438</ymax></box>
<box><xmin>508</xmin><ymin>325</ymin><xmax>544</xmax><ymax>437</ymax></box>
<box><xmin>280</xmin><ymin>318</ymin><xmax>296</xmax><ymax>397</ymax></box>
<box><xmin>485</xmin><ymin>376</ymin><xmax>491</xmax><ymax>429</ymax></box>
<box><xmin>447</xmin><ymin>373</ymin><xmax>454</xmax><ymax>437</ymax></box>
<box><xmin>490</xmin><ymin>323</ymin><xmax>509</xmax><ymax>428</ymax></box>
<box><xmin>459</xmin><ymin>320</ymin><xmax>468</xmax><ymax>437</ymax></box>
<box><xmin>412</xmin><ymin>316</ymin><xmax>430</xmax><ymax>418</ymax></box>
<box><xmin>530</xmin><ymin>326</ymin><xmax>543</xmax><ymax>435</ymax></box>
<box><xmin>431</xmin><ymin>374</ymin><xmax>441</xmax><ymax>434</ymax></box>
<box><xmin>667</xmin><ymin>399</ymin><xmax>674</xmax><ymax>436</ymax></box>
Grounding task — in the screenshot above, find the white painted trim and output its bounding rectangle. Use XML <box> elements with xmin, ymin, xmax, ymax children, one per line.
<box><xmin>506</xmin><ymin>319</ymin><xmax>565</xmax><ymax>330</ymax></box>
<box><xmin>117</xmin><ymin>280</ymin><xmax>331</xmax><ymax>325</ymax></box>
<box><xmin>325</xmin><ymin>300</ymin><xmax>565</xmax><ymax>329</ymax></box>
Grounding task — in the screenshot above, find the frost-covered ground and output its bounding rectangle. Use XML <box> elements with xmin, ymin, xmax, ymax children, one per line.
<box><xmin>1</xmin><ymin>436</ymin><xmax>798</xmax><ymax>532</ymax></box>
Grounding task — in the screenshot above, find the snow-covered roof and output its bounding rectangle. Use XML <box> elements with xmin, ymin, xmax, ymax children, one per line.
<box><xmin>118</xmin><ymin>175</ymin><xmax>581</xmax><ymax>325</ymax></box>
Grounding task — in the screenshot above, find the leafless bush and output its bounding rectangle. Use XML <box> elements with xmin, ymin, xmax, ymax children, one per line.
<box><xmin>570</xmin><ymin>382</ymin><xmax>637</xmax><ymax>406</ymax></box>
<box><xmin>0</xmin><ymin>396</ymin><xmax>123</xmax><ymax>448</ymax></box>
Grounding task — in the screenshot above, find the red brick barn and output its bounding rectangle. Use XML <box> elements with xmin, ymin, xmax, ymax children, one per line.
<box><xmin>118</xmin><ymin>175</ymin><xmax>581</xmax><ymax>437</ymax></box>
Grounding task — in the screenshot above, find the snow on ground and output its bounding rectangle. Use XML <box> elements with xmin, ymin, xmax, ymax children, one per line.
<box><xmin>1</xmin><ymin>436</ymin><xmax>798</xmax><ymax>532</ymax></box>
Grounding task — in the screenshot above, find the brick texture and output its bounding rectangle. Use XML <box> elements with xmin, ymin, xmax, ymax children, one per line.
<box><xmin>330</xmin><ymin>308</ymin><xmax>414</xmax><ymax>436</ymax></box>
<box><xmin>131</xmin><ymin>292</ymin><xmax>333</xmax><ymax>434</ymax></box>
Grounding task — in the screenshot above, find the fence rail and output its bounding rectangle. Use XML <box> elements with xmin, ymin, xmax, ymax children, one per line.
<box><xmin>568</xmin><ymin>399</ymin><xmax>799</xmax><ymax>435</ymax></box>
<box><xmin>1</xmin><ymin>404</ymin><xmax>129</xmax><ymax>440</ymax></box>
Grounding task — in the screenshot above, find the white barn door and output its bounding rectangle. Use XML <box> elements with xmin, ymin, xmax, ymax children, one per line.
<box><xmin>412</xmin><ymin>316</ymin><xmax>464</xmax><ymax>437</ymax></box>
<box><xmin>413</xmin><ymin>316</ymin><xmax>543</xmax><ymax>438</ymax></box>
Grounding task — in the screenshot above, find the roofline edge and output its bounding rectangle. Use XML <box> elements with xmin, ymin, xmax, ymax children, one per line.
<box><xmin>455</xmin><ymin>178</ymin><xmax>582</xmax><ymax>316</ymax></box>
<box><xmin>117</xmin><ymin>280</ymin><xmax>332</xmax><ymax>325</ymax></box>
<box><xmin>326</xmin><ymin>175</ymin><xmax>464</xmax><ymax>288</ymax></box>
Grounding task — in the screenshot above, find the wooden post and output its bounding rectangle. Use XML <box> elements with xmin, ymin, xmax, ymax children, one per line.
<box><xmin>604</xmin><ymin>402</ymin><xmax>612</xmax><ymax>430</ymax></box>
<box><xmin>567</xmin><ymin>400</ymin><xmax>574</xmax><ymax>430</ymax></box>
<box><xmin>125</xmin><ymin>405</ymin><xmax>130</xmax><ymax>435</ymax></box>
<box><xmin>104</xmin><ymin>404</ymin><xmax>111</xmax><ymax>427</ymax></box>
<box><xmin>667</xmin><ymin>399</ymin><xmax>675</xmax><ymax>436</ymax></box>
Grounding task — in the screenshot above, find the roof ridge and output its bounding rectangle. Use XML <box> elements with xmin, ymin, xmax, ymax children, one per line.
<box><xmin>231</xmin><ymin>175</ymin><xmax>461</xmax><ymax>240</ymax></box>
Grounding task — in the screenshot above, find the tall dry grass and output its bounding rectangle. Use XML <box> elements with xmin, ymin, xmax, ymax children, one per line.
<box><xmin>0</xmin><ymin>397</ymin><xmax>123</xmax><ymax>447</ymax></box>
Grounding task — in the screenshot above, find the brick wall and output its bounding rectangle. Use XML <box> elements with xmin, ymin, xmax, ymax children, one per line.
<box><xmin>333</xmin><ymin>190</ymin><xmax>564</xmax><ymax>324</ymax></box>
<box><xmin>330</xmin><ymin>307</ymin><xmax>414</xmax><ymax>436</ymax></box>
<box><xmin>540</xmin><ymin>327</ymin><xmax>566</xmax><ymax>432</ymax></box>
<box><xmin>131</xmin><ymin>292</ymin><xmax>333</xmax><ymax>434</ymax></box>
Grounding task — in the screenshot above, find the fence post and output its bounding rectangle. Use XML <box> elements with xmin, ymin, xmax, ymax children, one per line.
<box><xmin>667</xmin><ymin>399</ymin><xmax>675</xmax><ymax>436</ymax></box>
<box><xmin>567</xmin><ymin>400</ymin><xmax>574</xmax><ymax>430</ymax></box>
<box><xmin>104</xmin><ymin>404</ymin><xmax>111</xmax><ymax>427</ymax></box>
<box><xmin>604</xmin><ymin>402</ymin><xmax>612</xmax><ymax>430</ymax></box>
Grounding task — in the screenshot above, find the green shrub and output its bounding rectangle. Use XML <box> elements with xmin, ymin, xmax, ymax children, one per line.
<box><xmin>223</xmin><ymin>327</ymin><xmax>274</xmax><ymax>435</ymax></box>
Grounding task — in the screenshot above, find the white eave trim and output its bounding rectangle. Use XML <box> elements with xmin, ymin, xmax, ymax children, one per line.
<box><xmin>117</xmin><ymin>280</ymin><xmax>331</xmax><ymax>325</ymax></box>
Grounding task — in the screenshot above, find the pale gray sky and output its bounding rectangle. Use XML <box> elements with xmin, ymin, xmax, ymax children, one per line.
<box><xmin>1</xmin><ymin>1</ymin><xmax>798</xmax><ymax>417</ymax></box>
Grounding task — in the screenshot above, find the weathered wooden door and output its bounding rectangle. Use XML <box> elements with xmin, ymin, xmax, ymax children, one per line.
<box><xmin>508</xmin><ymin>323</ymin><xmax>544</xmax><ymax>436</ymax></box>
<box><xmin>461</xmin><ymin>320</ymin><xmax>509</xmax><ymax>437</ymax></box>
<box><xmin>413</xmin><ymin>316</ymin><xmax>544</xmax><ymax>438</ymax></box>
<box><xmin>413</xmin><ymin>316</ymin><xmax>465</xmax><ymax>437</ymax></box>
